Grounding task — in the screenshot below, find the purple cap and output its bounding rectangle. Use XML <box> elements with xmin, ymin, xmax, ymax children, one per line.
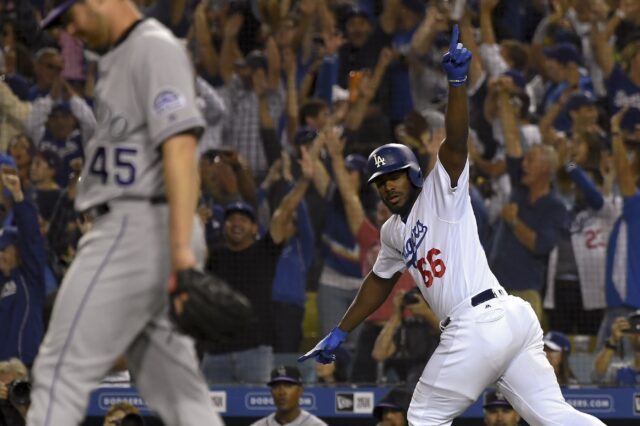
<box><xmin>41</xmin><ymin>0</ymin><xmax>76</xmax><ymax>29</ymax></box>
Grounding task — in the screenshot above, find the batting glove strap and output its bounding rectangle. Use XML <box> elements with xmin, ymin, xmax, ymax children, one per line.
<box><xmin>448</xmin><ymin>76</ymin><xmax>468</xmax><ymax>87</ymax></box>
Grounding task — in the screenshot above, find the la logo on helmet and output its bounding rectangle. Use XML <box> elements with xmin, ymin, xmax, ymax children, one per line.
<box><xmin>374</xmin><ymin>155</ymin><xmax>386</xmax><ymax>167</ymax></box>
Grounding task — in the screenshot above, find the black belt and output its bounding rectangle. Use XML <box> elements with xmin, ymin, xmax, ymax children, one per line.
<box><xmin>82</xmin><ymin>195</ymin><xmax>167</xmax><ymax>220</ymax></box>
<box><xmin>440</xmin><ymin>288</ymin><xmax>506</xmax><ymax>331</ymax></box>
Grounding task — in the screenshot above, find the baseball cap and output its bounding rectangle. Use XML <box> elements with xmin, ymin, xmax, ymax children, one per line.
<box><xmin>41</xmin><ymin>0</ymin><xmax>76</xmax><ymax>29</ymax></box>
<box><xmin>373</xmin><ymin>386</ymin><xmax>412</xmax><ymax>420</ymax></box>
<box><xmin>224</xmin><ymin>201</ymin><xmax>256</xmax><ymax>222</ymax></box>
<box><xmin>620</xmin><ymin>107</ymin><xmax>640</xmax><ymax>133</ymax></box>
<box><xmin>543</xmin><ymin>43</ymin><xmax>582</xmax><ymax>65</ymax></box>
<box><xmin>267</xmin><ymin>365</ymin><xmax>303</xmax><ymax>386</ymax></box>
<box><xmin>565</xmin><ymin>93</ymin><xmax>596</xmax><ymax>112</ymax></box>
<box><xmin>0</xmin><ymin>227</ymin><xmax>18</xmax><ymax>250</ymax></box>
<box><xmin>344</xmin><ymin>6</ymin><xmax>372</xmax><ymax>23</ymax></box>
<box><xmin>483</xmin><ymin>389</ymin><xmax>513</xmax><ymax>409</ymax></box>
<box><xmin>543</xmin><ymin>331</ymin><xmax>571</xmax><ymax>352</ymax></box>
<box><xmin>344</xmin><ymin>154</ymin><xmax>368</xmax><ymax>173</ymax></box>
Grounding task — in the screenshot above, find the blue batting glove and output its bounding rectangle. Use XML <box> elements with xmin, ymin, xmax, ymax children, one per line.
<box><xmin>441</xmin><ymin>24</ymin><xmax>472</xmax><ymax>87</ymax></box>
<box><xmin>298</xmin><ymin>326</ymin><xmax>348</xmax><ymax>364</ymax></box>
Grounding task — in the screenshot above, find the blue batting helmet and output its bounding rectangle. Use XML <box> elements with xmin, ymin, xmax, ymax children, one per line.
<box><xmin>367</xmin><ymin>144</ymin><xmax>423</xmax><ymax>188</ymax></box>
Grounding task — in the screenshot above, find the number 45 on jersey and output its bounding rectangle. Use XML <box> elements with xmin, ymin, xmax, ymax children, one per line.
<box><xmin>89</xmin><ymin>146</ymin><xmax>138</xmax><ymax>186</ymax></box>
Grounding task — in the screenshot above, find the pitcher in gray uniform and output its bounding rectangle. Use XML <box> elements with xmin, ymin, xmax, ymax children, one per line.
<box><xmin>31</xmin><ymin>1</ymin><xmax>223</xmax><ymax>425</ymax></box>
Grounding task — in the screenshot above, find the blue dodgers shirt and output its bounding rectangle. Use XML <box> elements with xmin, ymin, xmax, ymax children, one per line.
<box><xmin>605</xmin><ymin>191</ymin><xmax>640</xmax><ymax>308</ymax></box>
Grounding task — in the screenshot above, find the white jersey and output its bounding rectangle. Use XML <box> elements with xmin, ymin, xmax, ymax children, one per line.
<box><xmin>373</xmin><ymin>157</ymin><xmax>503</xmax><ymax>321</ymax></box>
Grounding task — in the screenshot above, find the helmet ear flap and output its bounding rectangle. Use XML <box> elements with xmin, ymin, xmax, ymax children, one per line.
<box><xmin>408</xmin><ymin>166</ymin><xmax>423</xmax><ymax>188</ymax></box>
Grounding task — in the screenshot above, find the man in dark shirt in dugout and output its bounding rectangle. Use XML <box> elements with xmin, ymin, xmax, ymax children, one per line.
<box><xmin>202</xmin><ymin>151</ymin><xmax>315</xmax><ymax>384</ymax></box>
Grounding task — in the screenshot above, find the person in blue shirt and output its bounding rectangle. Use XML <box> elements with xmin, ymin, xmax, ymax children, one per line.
<box><xmin>0</xmin><ymin>166</ymin><xmax>47</xmax><ymax>368</ymax></box>
<box><xmin>541</xmin><ymin>43</ymin><xmax>594</xmax><ymax>133</ymax></box>
<box><xmin>489</xmin><ymin>116</ymin><xmax>569</xmax><ymax>321</ymax></box>
<box><xmin>596</xmin><ymin>107</ymin><xmax>640</xmax><ymax>350</ymax></box>
<box><xmin>592</xmin><ymin>27</ymin><xmax>640</xmax><ymax>114</ymax></box>
<box><xmin>259</xmin><ymin>156</ymin><xmax>315</xmax><ymax>354</ymax></box>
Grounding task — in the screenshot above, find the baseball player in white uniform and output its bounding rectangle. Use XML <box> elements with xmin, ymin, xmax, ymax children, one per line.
<box><xmin>30</xmin><ymin>1</ymin><xmax>222</xmax><ymax>425</ymax></box>
<box><xmin>299</xmin><ymin>26</ymin><xmax>605</xmax><ymax>426</ymax></box>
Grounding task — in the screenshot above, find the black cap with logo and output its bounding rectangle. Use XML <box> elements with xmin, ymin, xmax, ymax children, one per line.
<box><xmin>267</xmin><ymin>365</ymin><xmax>303</xmax><ymax>386</ymax></box>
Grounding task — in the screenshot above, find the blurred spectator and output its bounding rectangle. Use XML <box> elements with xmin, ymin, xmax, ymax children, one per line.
<box><xmin>7</xmin><ymin>135</ymin><xmax>35</xmax><ymax>189</ymax></box>
<box><xmin>0</xmin><ymin>357</ymin><xmax>29</xmax><ymax>426</ymax></box>
<box><xmin>408</xmin><ymin>3</ymin><xmax>450</xmax><ymax>113</ymax></box>
<box><xmin>27</xmin><ymin>47</ymin><xmax>63</xmax><ymax>101</ymax></box>
<box><xmin>57</xmin><ymin>31</ymin><xmax>85</xmax><ymax>88</ymax></box>
<box><xmin>25</xmin><ymin>78</ymin><xmax>95</xmax><ymax>187</ymax></box>
<box><xmin>482</xmin><ymin>389</ymin><xmax>521</xmax><ymax>426</ymax></box>
<box><xmin>371</xmin><ymin>288</ymin><xmax>439</xmax><ymax>386</ymax></box>
<box><xmin>0</xmin><ymin>79</ymin><xmax>31</xmax><ymax>152</ymax></box>
<box><xmin>543</xmin><ymin>331</ymin><xmax>578</xmax><ymax>386</ymax></box>
<box><xmin>592</xmin><ymin>26</ymin><xmax>640</xmax><ymax>114</ymax></box>
<box><xmin>220</xmin><ymin>47</ymin><xmax>284</xmax><ymax>179</ymax></box>
<box><xmin>541</xmin><ymin>43</ymin><xmax>594</xmax><ymax>133</ymax></box>
<box><xmin>259</xmin><ymin>156</ymin><xmax>315</xmax><ymax>354</ymax></box>
<box><xmin>195</xmin><ymin>75</ymin><xmax>228</xmax><ymax>155</ymax></box>
<box><xmin>596</xmin><ymin>107</ymin><xmax>640</xmax><ymax>350</ymax></box>
<box><xmin>308</xmin><ymin>132</ymin><xmax>371</xmax><ymax>349</ymax></box>
<box><xmin>593</xmin><ymin>312</ymin><xmax>640</xmax><ymax>385</ymax></box>
<box><xmin>544</xmin><ymin>158</ymin><xmax>619</xmax><ymax>335</ymax></box>
<box><xmin>613</xmin><ymin>0</ymin><xmax>640</xmax><ymax>52</ymax></box>
<box><xmin>46</xmin><ymin>170</ymin><xmax>82</xmax><ymax>280</ymax></box>
<box><xmin>102</xmin><ymin>402</ymin><xmax>142</xmax><ymax>426</ymax></box>
<box><xmin>314</xmin><ymin>347</ymin><xmax>350</xmax><ymax>386</ymax></box>
<box><xmin>372</xmin><ymin>385</ymin><xmax>412</xmax><ymax>426</ymax></box>
<box><xmin>0</xmin><ymin>167</ymin><xmax>47</xmax><ymax>367</ymax></box>
<box><xmin>337</xmin><ymin>5</ymin><xmax>391</xmax><ymax>91</ymax></box>
<box><xmin>250</xmin><ymin>366</ymin><xmax>327</xmax><ymax>426</ymax></box>
<box><xmin>489</xmin><ymin>87</ymin><xmax>569</xmax><ymax>322</ymax></box>
<box><xmin>30</xmin><ymin>150</ymin><xmax>61</xmax><ymax>223</ymax></box>
<box><xmin>202</xmin><ymin>152</ymin><xmax>314</xmax><ymax>383</ymax></box>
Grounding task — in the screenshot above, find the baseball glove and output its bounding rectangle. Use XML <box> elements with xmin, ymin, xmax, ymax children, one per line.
<box><xmin>169</xmin><ymin>268</ymin><xmax>252</xmax><ymax>344</ymax></box>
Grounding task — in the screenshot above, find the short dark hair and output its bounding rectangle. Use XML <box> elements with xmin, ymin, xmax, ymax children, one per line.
<box><xmin>299</xmin><ymin>98</ymin><xmax>328</xmax><ymax>126</ymax></box>
<box><xmin>501</xmin><ymin>40</ymin><xmax>528</xmax><ymax>72</ymax></box>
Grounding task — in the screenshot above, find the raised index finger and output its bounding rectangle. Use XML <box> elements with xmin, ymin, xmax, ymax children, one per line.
<box><xmin>449</xmin><ymin>24</ymin><xmax>459</xmax><ymax>53</ymax></box>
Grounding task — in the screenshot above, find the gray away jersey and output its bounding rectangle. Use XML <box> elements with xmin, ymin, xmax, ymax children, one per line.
<box><xmin>75</xmin><ymin>19</ymin><xmax>204</xmax><ymax>211</ymax></box>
